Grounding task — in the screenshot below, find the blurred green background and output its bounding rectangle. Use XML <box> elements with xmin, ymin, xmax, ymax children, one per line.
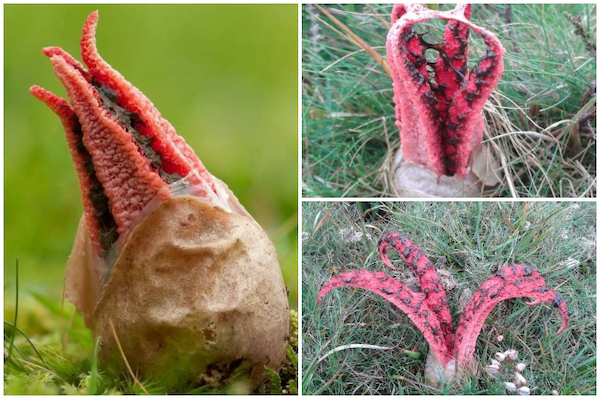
<box><xmin>5</xmin><ymin>5</ymin><xmax>298</xmax><ymax>312</ymax></box>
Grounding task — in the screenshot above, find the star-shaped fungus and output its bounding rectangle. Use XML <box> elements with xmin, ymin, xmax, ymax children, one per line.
<box><xmin>318</xmin><ymin>232</ymin><xmax>569</xmax><ymax>384</ymax></box>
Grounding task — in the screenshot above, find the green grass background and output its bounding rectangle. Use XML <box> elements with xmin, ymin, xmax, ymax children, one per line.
<box><xmin>5</xmin><ymin>4</ymin><xmax>297</xmax><ymax>393</ymax></box>
<box><xmin>302</xmin><ymin>201</ymin><xmax>595</xmax><ymax>394</ymax></box>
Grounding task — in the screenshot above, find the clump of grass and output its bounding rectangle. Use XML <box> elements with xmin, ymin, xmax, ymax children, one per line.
<box><xmin>302</xmin><ymin>4</ymin><xmax>596</xmax><ymax>197</ymax></box>
<box><xmin>302</xmin><ymin>201</ymin><xmax>595</xmax><ymax>394</ymax></box>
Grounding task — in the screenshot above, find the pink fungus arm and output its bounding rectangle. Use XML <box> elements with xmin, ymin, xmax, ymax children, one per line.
<box><xmin>390</xmin><ymin>4</ymin><xmax>408</xmax><ymax>25</ymax></box>
<box><xmin>318</xmin><ymin>269</ymin><xmax>452</xmax><ymax>365</ymax></box>
<box><xmin>386</xmin><ymin>4</ymin><xmax>505</xmax><ymax>177</ymax></box>
<box><xmin>454</xmin><ymin>264</ymin><xmax>570</xmax><ymax>368</ymax></box>
<box><xmin>378</xmin><ymin>232</ymin><xmax>454</xmax><ymax>353</ymax></box>
<box><xmin>433</xmin><ymin>5</ymin><xmax>471</xmax><ymax>102</ymax></box>
<box><xmin>433</xmin><ymin>5</ymin><xmax>471</xmax><ymax>129</ymax></box>
<box><xmin>30</xmin><ymin>86</ymin><xmax>105</xmax><ymax>256</ymax></box>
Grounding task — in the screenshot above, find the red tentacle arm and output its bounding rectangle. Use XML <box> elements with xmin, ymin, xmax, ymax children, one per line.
<box><xmin>386</xmin><ymin>4</ymin><xmax>505</xmax><ymax>177</ymax></box>
<box><xmin>390</xmin><ymin>4</ymin><xmax>408</xmax><ymax>25</ymax></box>
<box><xmin>318</xmin><ymin>269</ymin><xmax>452</xmax><ymax>365</ymax></box>
<box><xmin>433</xmin><ymin>5</ymin><xmax>471</xmax><ymax>130</ymax></box>
<box><xmin>378</xmin><ymin>232</ymin><xmax>454</xmax><ymax>354</ymax></box>
<box><xmin>30</xmin><ymin>86</ymin><xmax>107</xmax><ymax>256</ymax></box>
<box><xmin>453</xmin><ymin>264</ymin><xmax>570</xmax><ymax>369</ymax></box>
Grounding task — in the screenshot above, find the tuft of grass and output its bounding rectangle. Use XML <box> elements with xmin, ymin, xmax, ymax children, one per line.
<box><xmin>302</xmin><ymin>4</ymin><xmax>596</xmax><ymax>197</ymax></box>
<box><xmin>302</xmin><ymin>201</ymin><xmax>596</xmax><ymax>394</ymax></box>
<box><xmin>87</xmin><ymin>338</ymin><xmax>101</xmax><ymax>394</ymax></box>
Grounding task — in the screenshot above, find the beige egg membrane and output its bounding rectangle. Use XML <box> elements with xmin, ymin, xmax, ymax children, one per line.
<box><xmin>424</xmin><ymin>352</ymin><xmax>479</xmax><ymax>387</ymax></box>
<box><xmin>65</xmin><ymin>177</ymin><xmax>289</xmax><ymax>388</ymax></box>
<box><xmin>391</xmin><ymin>143</ymin><xmax>501</xmax><ymax>198</ymax></box>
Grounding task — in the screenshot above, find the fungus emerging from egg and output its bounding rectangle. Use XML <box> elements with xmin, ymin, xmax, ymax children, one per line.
<box><xmin>31</xmin><ymin>11</ymin><xmax>289</xmax><ymax>389</ymax></box>
<box><xmin>386</xmin><ymin>4</ymin><xmax>505</xmax><ymax>196</ymax></box>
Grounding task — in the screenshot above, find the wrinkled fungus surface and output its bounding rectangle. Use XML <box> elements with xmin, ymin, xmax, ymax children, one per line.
<box><xmin>386</xmin><ymin>4</ymin><xmax>505</xmax><ymax>177</ymax></box>
<box><xmin>318</xmin><ymin>232</ymin><xmax>569</xmax><ymax>377</ymax></box>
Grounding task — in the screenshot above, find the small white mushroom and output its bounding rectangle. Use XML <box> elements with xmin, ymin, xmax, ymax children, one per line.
<box><xmin>496</xmin><ymin>335</ymin><xmax>504</xmax><ymax>342</ymax></box>
<box><xmin>495</xmin><ymin>352</ymin><xmax>507</xmax><ymax>362</ymax></box>
<box><xmin>514</xmin><ymin>363</ymin><xmax>527</xmax><ymax>372</ymax></box>
<box><xmin>552</xmin><ymin>390</ymin><xmax>559</xmax><ymax>395</ymax></box>
<box><xmin>513</xmin><ymin>372</ymin><xmax>527</xmax><ymax>387</ymax></box>
<box><xmin>503</xmin><ymin>382</ymin><xmax>518</xmax><ymax>393</ymax></box>
<box><xmin>518</xmin><ymin>386</ymin><xmax>531</xmax><ymax>395</ymax></box>
<box><xmin>485</xmin><ymin>364</ymin><xmax>501</xmax><ymax>375</ymax></box>
<box><xmin>504</xmin><ymin>349</ymin><xmax>519</xmax><ymax>361</ymax></box>
<box><xmin>491</xmin><ymin>359</ymin><xmax>501</xmax><ymax>367</ymax></box>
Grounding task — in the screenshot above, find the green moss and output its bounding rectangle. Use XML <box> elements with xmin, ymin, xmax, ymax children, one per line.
<box><xmin>5</xmin><ymin>299</ymin><xmax>299</xmax><ymax>394</ymax></box>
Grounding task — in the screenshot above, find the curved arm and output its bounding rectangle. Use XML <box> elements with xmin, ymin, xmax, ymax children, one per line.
<box><xmin>454</xmin><ymin>264</ymin><xmax>570</xmax><ymax>368</ymax></box>
<box><xmin>378</xmin><ymin>232</ymin><xmax>454</xmax><ymax>353</ymax></box>
<box><xmin>318</xmin><ymin>269</ymin><xmax>453</xmax><ymax>365</ymax></box>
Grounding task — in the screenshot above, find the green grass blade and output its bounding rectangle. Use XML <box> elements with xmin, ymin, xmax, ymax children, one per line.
<box><xmin>88</xmin><ymin>337</ymin><xmax>101</xmax><ymax>395</ymax></box>
<box><xmin>7</xmin><ymin>259</ymin><xmax>20</xmax><ymax>361</ymax></box>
